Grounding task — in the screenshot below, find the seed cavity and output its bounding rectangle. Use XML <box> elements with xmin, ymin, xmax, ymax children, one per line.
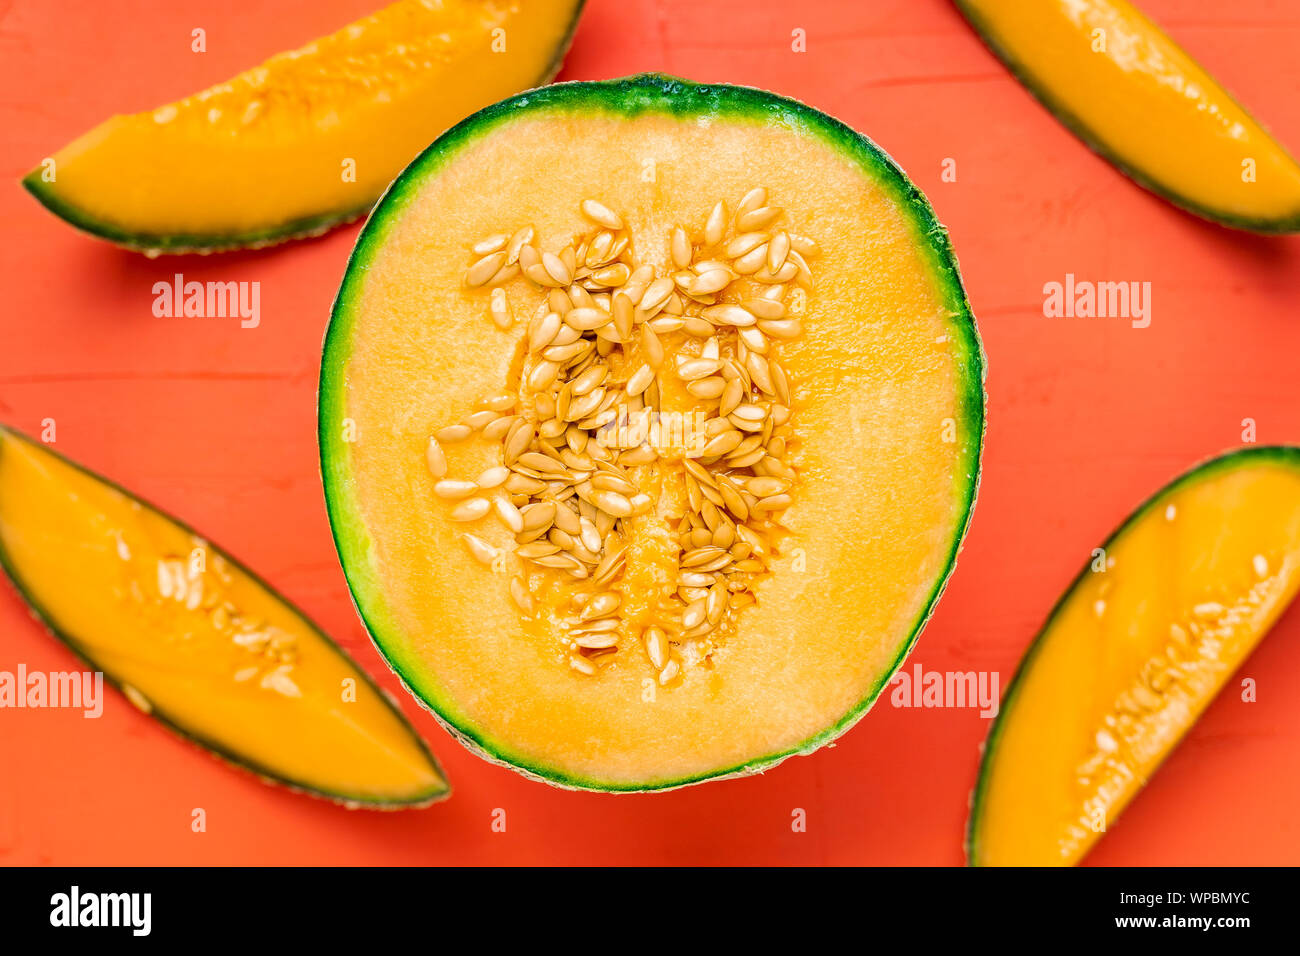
<box><xmin>436</xmin><ymin>192</ymin><xmax>815</xmax><ymax>679</ymax></box>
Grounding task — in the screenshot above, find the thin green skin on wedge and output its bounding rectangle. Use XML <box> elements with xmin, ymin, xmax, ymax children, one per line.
<box><xmin>966</xmin><ymin>445</ymin><xmax>1300</xmax><ymax>865</ymax></box>
<box><xmin>19</xmin><ymin>1</ymin><xmax>587</xmax><ymax>254</ymax></box>
<box><xmin>20</xmin><ymin>174</ymin><xmax>371</xmax><ymax>254</ymax></box>
<box><xmin>0</xmin><ymin>424</ymin><xmax>448</xmax><ymax>808</ymax></box>
<box><xmin>953</xmin><ymin>1</ymin><xmax>1300</xmax><ymax>234</ymax></box>
<box><xmin>320</xmin><ymin>73</ymin><xmax>987</xmax><ymax>791</ymax></box>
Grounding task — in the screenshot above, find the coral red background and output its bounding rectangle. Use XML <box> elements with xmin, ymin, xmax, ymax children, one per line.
<box><xmin>1</xmin><ymin>0</ymin><xmax>1299</xmax><ymax>865</ymax></box>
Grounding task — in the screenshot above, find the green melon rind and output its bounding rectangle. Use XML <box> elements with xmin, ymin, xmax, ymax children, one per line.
<box><xmin>966</xmin><ymin>444</ymin><xmax>1300</xmax><ymax>865</ymax></box>
<box><xmin>18</xmin><ymin>176</ymin><xmax>370</xmax><ymax>256</ymax></box>
<box><xmin>0</xmin><ymin>424</ymin><xmax>449</xmax><ymax>809</ymax></box>
<box><xmin>319</xmin><ymin>73</ymin><xmax>987</xmax><ymax>791</ymax></box>
<box><xmin>953</xmin><ymin>0</ymin><xmax>1300</xmax><ymax>235</ymax></box>
<box><xmin>18</xmin><ymin>0</ymin><xmax>587</xmax><ymax>255</ymax></box>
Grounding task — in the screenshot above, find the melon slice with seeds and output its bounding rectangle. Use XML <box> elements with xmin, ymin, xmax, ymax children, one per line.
<box><xmin>969</xmin><ymin>446</ymin><xmax>1300</xmax><ymax>865</ymax></box>
<box><xmin>23</xmin><ymin>0</ymin><xmax>585</xmax><ymax>253</ymax></box>
<box><xmin>320</xmin><ymin>74</ymin><xmax>986</xmax><ymax>790</ymax></box>
<box><xmin>0</xmin><ymin>425</ymin><xmax>447</xmax><ymax>807</ymax></box>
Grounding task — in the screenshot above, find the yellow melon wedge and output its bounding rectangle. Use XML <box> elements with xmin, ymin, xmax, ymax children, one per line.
<box><xmin>0</xmin><ymin>426</ymin><xmax>447</xmax><ymax>807</ymax></box>
<box><xmin>955</xmin><ymin>0</ymin><xmax>1300</xmax><ymax>232</ymax></box>
<box><xmin>22</xmin><ymin>0</ymin><xmax>586</xmax><ymax>253</ymax></box>
<box><xmin>969</xmin><ymin>447</ymin><xmax>1300</xmax><ymax>865</ymax></box>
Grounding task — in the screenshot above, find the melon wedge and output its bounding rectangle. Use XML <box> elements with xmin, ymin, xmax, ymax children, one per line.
<box><xmin>22</xmin><ymin>0</ymin><xmax>585</xmax><ymax>253</ymax></box>
<box><xmin>0</xmin><ymin>425</ymin><xmax>447</xmax><ymax>807</ymax></box>
<box><xmin>319</xmin><ymin>74</ymin><xmax>986</xmax><ymax>790</ymax></box>
<box><xmin>968</xmin><ymin>447</ymin><xmax>1300</xmax><ymax>865</ymax></box>
<box><xmin>955</xmin><ymin>0</ymin><xmax>1300</xmax><ymax>232</ymax></box>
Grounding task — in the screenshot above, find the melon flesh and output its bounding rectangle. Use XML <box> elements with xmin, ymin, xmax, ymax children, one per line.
<box><xmin>320</xmin><ymin>76</ymin><xmax>985</xmax><ymax>789</ymax></box>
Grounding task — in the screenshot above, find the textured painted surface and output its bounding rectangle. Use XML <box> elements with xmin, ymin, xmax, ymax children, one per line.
<box><xmin>1</xmin><ymin>0</ymin><xmax>1299</xmax><ymax>864</ymax></box>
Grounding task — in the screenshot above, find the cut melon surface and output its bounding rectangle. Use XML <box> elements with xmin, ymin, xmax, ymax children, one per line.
<box><xmin>22</xmin><ymin>0</ymin><xmax>585</xmax><ymax>252</ymax></box>
<box><xmin>0</xmin><ymin>426</ymin><xmax>447</xmax><ymax>807</ymax></box>
<box><xmin>320</xmin><ymin>75</ymin><xmax>985</xmax><ymax>790</ymax></box>
<box><xmin>968</xmin><ymin>447</ymin><xmax>1300</xmax><ymax>865</ymax></box>
<box><xmin>955</xmin><ymin>0</ymin><xmax>1300</xmax><ymax>232</ymax></box>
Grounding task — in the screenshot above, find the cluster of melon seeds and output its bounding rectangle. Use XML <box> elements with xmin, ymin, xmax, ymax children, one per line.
<box><xmin>150</xmin><ymin>547</ymin><xmax>301</xmax><ymax>697</ymax></box>
<box><xmin>426</xmin><ymin>189</ymin><xmax>814</xmax><ymax>684</ymax></box>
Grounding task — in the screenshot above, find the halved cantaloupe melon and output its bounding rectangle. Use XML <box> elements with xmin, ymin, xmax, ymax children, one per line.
<box><xmin>968</xmin><ymin>447</ymin><xmax>1300</xmax><ymax>865</ymax></box>
<box><xmin>955</xmin><ymin>0</ymin><xmax>1300</xmax><ymax>232</ymax></box>
<box><xmin>22</xmin><ymin>0</ymin><xmax>585</xmax><ymax>253</ymax></box>
<box><xmin>0</xmin><ymin>425</ymin><xmax>447</xmax><ymax>807</ymax></box>
<box><xmin>319</xmin><ymin>75</ymin><xmax>986</xmax><ymax>790</ymax></box>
